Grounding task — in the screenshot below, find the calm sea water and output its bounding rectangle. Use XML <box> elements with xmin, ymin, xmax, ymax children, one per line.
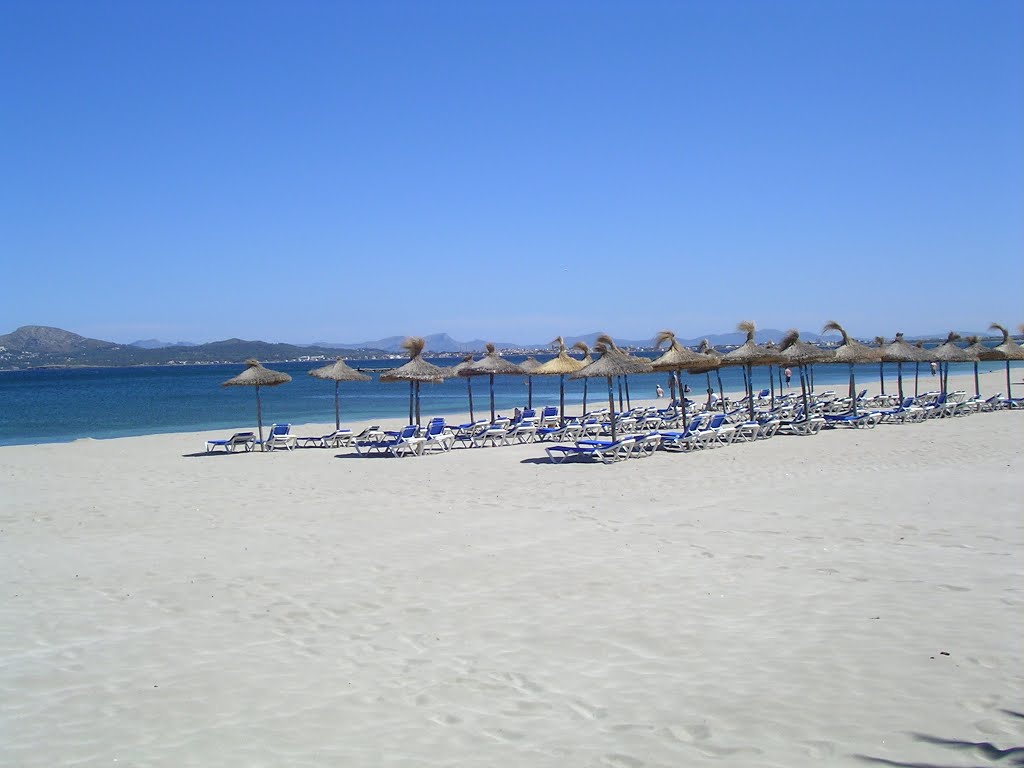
<box><xmin>0</xmin><ymin>356</ymin><xmax>1017</xmax><ymax>446</ymax></box>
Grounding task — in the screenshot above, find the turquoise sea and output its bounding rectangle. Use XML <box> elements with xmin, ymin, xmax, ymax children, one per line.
<box><xmin>0</xmin><ymin>356</ymin><xmax>1017</xmax><ymax>447</ymax></box>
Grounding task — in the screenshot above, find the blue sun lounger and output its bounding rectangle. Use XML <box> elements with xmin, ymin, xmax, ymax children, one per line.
<box><xmin>205</xmin><ymin>431</ymin><xmax>256</xmax><ymax>453</ymax></box>
<box><xmin>545</xmin><ymin>435</ymin><xmax>637</xmax><ymax>464</ymax></box>
<box><xmin>354</xmin><ymin>424</ymin><xmax>421</xmax><ymax>457</ymax></box>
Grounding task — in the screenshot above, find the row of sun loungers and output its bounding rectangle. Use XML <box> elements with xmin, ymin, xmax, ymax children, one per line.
<box><xmin>205</xmin><ymin>387</ymin><xmax>1015</xmax><ymax>457</ymax></box>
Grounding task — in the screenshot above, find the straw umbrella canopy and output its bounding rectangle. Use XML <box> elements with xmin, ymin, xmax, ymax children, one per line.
<box><xmin>881</xmin><ymin>332</ymin><xmax>928</xmax><ymax>401</ymax></box>
<box><xmin>222</xmin><ymin>359</ymin><xmax>292</xmax><ymax>451</ymax></box>
<box><xmin>533</xmin><ymin>337</ymin><xmax>586</xmax><ymax>426</ymax></box>
<box><xmin>652</xmin><ymin>330</ymin><xmax>707</xmax><ymax>425</ymax></box>
<box><xmin>778</xmin><ymin>329</ymin><xmax>831</xmax><ymax>419</ymax></box>
<box><xmin>519</xmin><ymin>356</ymin><xmax>543</xmax><ymax>410</ymax></box>
<box><xmin>459</xmin><ymin>343</ymin><xmax>525</xmax><ymax>423</ymax></box>
<box><xmin>821</xmin><ymin>321</ymin><xmax>882</xmax><ymax>415</ymax></box>
<box><xmin>721</xmin><ymin>321</ymin><xmax>780</xmax><ymax>420</ymax></box>
<box><xmin>986</xmin><ymin>323</ymin><xmax>1024</xmax><ymax>399</ymax></box>
<box><xmin>308</xmin><ymin>358</ymin><xmax>371</xmax><ymax>431</ymax></box>
<box><xmin>379</xmin><ymin>337</ymin><xmax>446</xmax><ymax>426</ymax></box>
<box><xmin>570</xmin><ymin>334</ymin><xmax>653</xmax><ymax>442</ymax></box>
<box><xmin>444</xmin><ymin>354</ymin><xmax>477</xmax><ymax>422</ymax></box>
<box><xmin>930</xmin><ymin>332</ymin><xmax>979</xmax><ymax>396</ymax></box>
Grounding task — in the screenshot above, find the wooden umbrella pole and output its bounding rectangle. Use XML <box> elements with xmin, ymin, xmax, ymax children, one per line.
<box><xmin>334</xmin><ymin>380</ymin><xmax>341</xmax><ymax>431</ymax></box>
<box><xmin>677</xmin><ymin>370</ymin><xmax>687</xmax><ymax>426</ymax></box>
<box><xmin>799</xmin><ymin>365</ymin><xmax>810</xmax><ymax>419</ymax></box>
<box><xmin>559</xmin><ymin>375</ymin><xmax>565</xmax><ymax>428</ymax></box>
<box><xmin>897</xmin><ymin>362</ymin><xmax>904</xmax><ymax>402</ymax></box>
<box><xmin>705</xmin><ymin>373</ymin><xmax>712</xmax><ymax>410</ymax></box>
<box><xmin>408</xmin><ymin>381</ymin><xmax>414</xmax><ymax>425</ymax></box>
<box><xmin>582</xmin><ymin>379</ymin><xmax>588</xmax><ymax>419</ymax></box>
<box><xmin>617</xmin><ymin>377</ymin><xmax>624</xmax><ymax>411</ymax></box>
<box><xmin>624</xmin><ymin>376</ymin><xmax>631</xmax><ymax>411</ymax></box>
<box><xmin>715</xmin><ymin>370</ymin><xmax>726</xmax><ymax>412</ymax></box>
<box><xmin>527</xmin><ymin>377</ymin><xmax>533</xmax><ymax>410</ymax></box>
<box><xmin>849</xmin><ymin>365</ymin><xmax>857</xmax><ymax>416</ymax></box>
<box><xmin>746</xmin><ymin>364</ymin><xmax>755</xmax><ymax>421</ymax></box>
<box><xmin>415</xmin><ymin>380</ymin><xmax>421</xmax><ymax>426</ymax></box>
<box><xmin>973</xmin><ymin>362</ymin><xmax>980</xmax><ymax>398</ymax></box>
<box><xmin>489</xmin><ymin>374</ymin><xmax>496</xmax><ymax>423</ymax></box>
<box><xmin>466</xmin><ymin>378</ymin><xmax>474</xmax><ymax>422</ymax></box>
<box><xmin>1006</xmin><ymin>360</ymin><xmax>1013</xmax><ymax>400</ymax></box>
<box><xmin>607</xmin><ymin>376</ymin><xmax>617</xmax><ymax>442</ymax></box>
<box><xmin>256</xmin><ymin>385</ymin><xmax>264</xmax><ymax>451</ymax></box>
<box><xmin>915</xmin><ymin>362</ymin><xmax>920</xmax><ymax>397</ymax></box>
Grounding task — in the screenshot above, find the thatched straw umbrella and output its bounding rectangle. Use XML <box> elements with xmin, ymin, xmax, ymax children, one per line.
<box><xmin>880</xmin><ymin>332</ymin><xmax>925</xmax><ymax>402</ymax></box>
<box><xmin>930</xmin><ymin>332</ymin><xmax>978</xmax><ymax>396</ymax></box>
<box><xmin>652</xmin><ymin>330</ymin><xmax>707</xmax><ymax>426</ymax></box>
<box><xmin>778</xmin><ymin>330</ymin><xmax>831</xmax><ymax>419</ymax></box>
<box><xmin>570</xmin><ymin>334</ymin><xmax>653</xmax><ymax>442</ymax></box>
<box><xmin>379</xmin><ymin>337</ymin><xmax>446</xmax><ymax>426</ymax></box>
<box><xmin>820</xmin><ymin>321</ymin><xmax>882</xmax><ymax>415</ymax></box>
<box><xmin>444</xmin><ymin>354</ymin><xmax>477</xmax><ymax>422</ymax></box>
<box><xmin>533</xmin><ymin>337</ymin><xmax>586</xmax><ymax>426</ymax></box>
<box><xmin>222</xmin><ymin>359</ymin><xmax>293</xmax><ymax>451</ymax></box>
<box><xmin>688</xmin><ymin>339</ymin><xmax>724</xmax><ymax>411</ymax></box>
<box><xmin>459</xmin><ymin>343</ymin><xmax>525</xmax><ymax>423</ymax></box>
<box><xmin>987</xmin><ymin>323</ymin><xmax>1024</xmax><ymax>399</ymax></box>
<box><xmin>520</xmin><ymin>356</ymin><xmax>543</xmax><ymax>409</ymax></box>
<box><xmin>308</xmin><ymin>358</ymin><xmax>371</xmax><ymax>431</ymax></box>
<box><xmin>721</xmin><ymin>321</ymin><xmax>779</xmax><ymax>420</ymax></box>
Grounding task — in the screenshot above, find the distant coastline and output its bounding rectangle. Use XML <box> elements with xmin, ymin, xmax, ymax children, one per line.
<box><xmin>2</xmin><ymin>324</ymin><xmax>1015</xmax><ymax>373</ymax></box>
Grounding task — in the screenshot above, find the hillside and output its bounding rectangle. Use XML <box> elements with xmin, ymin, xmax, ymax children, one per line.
<box><xmin>0</xmin><ymin>326</ymin><xmax>388</xmax><ymax>370</ymax></box>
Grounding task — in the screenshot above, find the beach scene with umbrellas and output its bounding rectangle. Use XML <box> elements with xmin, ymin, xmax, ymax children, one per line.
<box><xmin>210</xmin><ymin>320</ymin><xmax>1024</xmax><ymax>459</ymax></box>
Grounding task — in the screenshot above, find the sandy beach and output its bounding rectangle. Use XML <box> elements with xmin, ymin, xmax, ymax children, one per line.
<box><xmin>2</xmin><ymin>369</ymin><xmax>1022</xmax><ymax>767</ymax></box>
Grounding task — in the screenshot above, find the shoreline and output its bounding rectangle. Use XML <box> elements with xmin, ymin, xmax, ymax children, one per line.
<box><xmin>2</xmin><ymin>367</ymin><xmax>1022</xmax><ymax>448</ymax></box>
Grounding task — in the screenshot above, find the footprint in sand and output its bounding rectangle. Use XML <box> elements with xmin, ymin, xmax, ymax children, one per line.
<box><xmin>429</xmin><ymin>713</ymin><xmax>461</xmax><ymax>726</ymax></box>
<box><xmin>665</xmin><ymin>723</ymin><xmax>711</xmax><ymax>743</ymax></box>
<box><xmin>974</xmin><ymin>718</ymin><xmax>1016</xmax><ymax>737</ymax></box>
<box><xmin>961</xmin><ymin>694</ymin><xmax>1003</xmax><ymax>713</ymax></box>
<box><xmin>800</xmin><ymin>739</ymin><xmax>836</xmax><ymax>758</ymax></box>
<box><xmin>599</xmin><ymin>754</ymin><xmax>645</xmax><ymax>768</ymax></box>
<box><xmin>937</xmin><ymin>584</ymin><xmax>971</xmax><ymax>592</ymax></box>
<box><xmin>567</xmin><ymin>699</ymin><xmax>607</xmax><ymax>720</ymax></box>
<box><xmin>501</xmin><ymin>700</ymin><xmax>552</xmax><ymax>716</ymax></box>
<box><xmin>483</xmin><ymin>728</ymin><xmax>525</xmax><ymax>742</ymax></box>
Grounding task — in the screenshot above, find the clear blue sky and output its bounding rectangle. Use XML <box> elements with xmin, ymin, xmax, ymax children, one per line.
<box><xmin>2</xmin><ymin>0</ymin><xmax>1021</xmax><ymax>345</ymax></box>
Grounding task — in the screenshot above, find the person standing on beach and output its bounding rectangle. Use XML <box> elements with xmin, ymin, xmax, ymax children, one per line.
<box><xmin>784</xmin><ymin>367</ymin><xmax>792</xmax><ymax>388</ymax></box>
<box><xmin>655</xmin><ymin>384</ymin><xmax>664</xmax><ymax>398</ymax></box>
<box><xmin>930</xmin><ymin>361</ymin><xmax>938</xmax><ymax>377</ymax></box>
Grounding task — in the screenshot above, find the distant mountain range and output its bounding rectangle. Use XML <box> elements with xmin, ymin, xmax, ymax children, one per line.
<box><xmin>0</xmin><ymin>326</ymin><xmax>390</xmax><ymax>370</ymax></box>
<box><xmin>315</xmin><ymin>329</ymin><xmax>829</xmax><ymax>352</ymax></box>
<box><xmin>130</xmin><ymin>338</ymin><xmax>197</xmax><ymax>349</ymax></box>
<box><xmin>0</xmin><ymin>324</ymin><xmax>1007</xmax><ymax>371</ymax></box>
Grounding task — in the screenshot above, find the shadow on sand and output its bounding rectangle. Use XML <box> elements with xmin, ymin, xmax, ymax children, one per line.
<box><xmin>856</xmin><ymin>724</ymin><xmax>1024</xmax><ymax>767</ymax></box>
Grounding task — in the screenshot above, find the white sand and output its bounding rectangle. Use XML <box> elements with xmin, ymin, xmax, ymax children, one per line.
<box><xmin>1</xmin><ymin>370</ymin><xmax>1022</xmax><ymax>767</ymax></box>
